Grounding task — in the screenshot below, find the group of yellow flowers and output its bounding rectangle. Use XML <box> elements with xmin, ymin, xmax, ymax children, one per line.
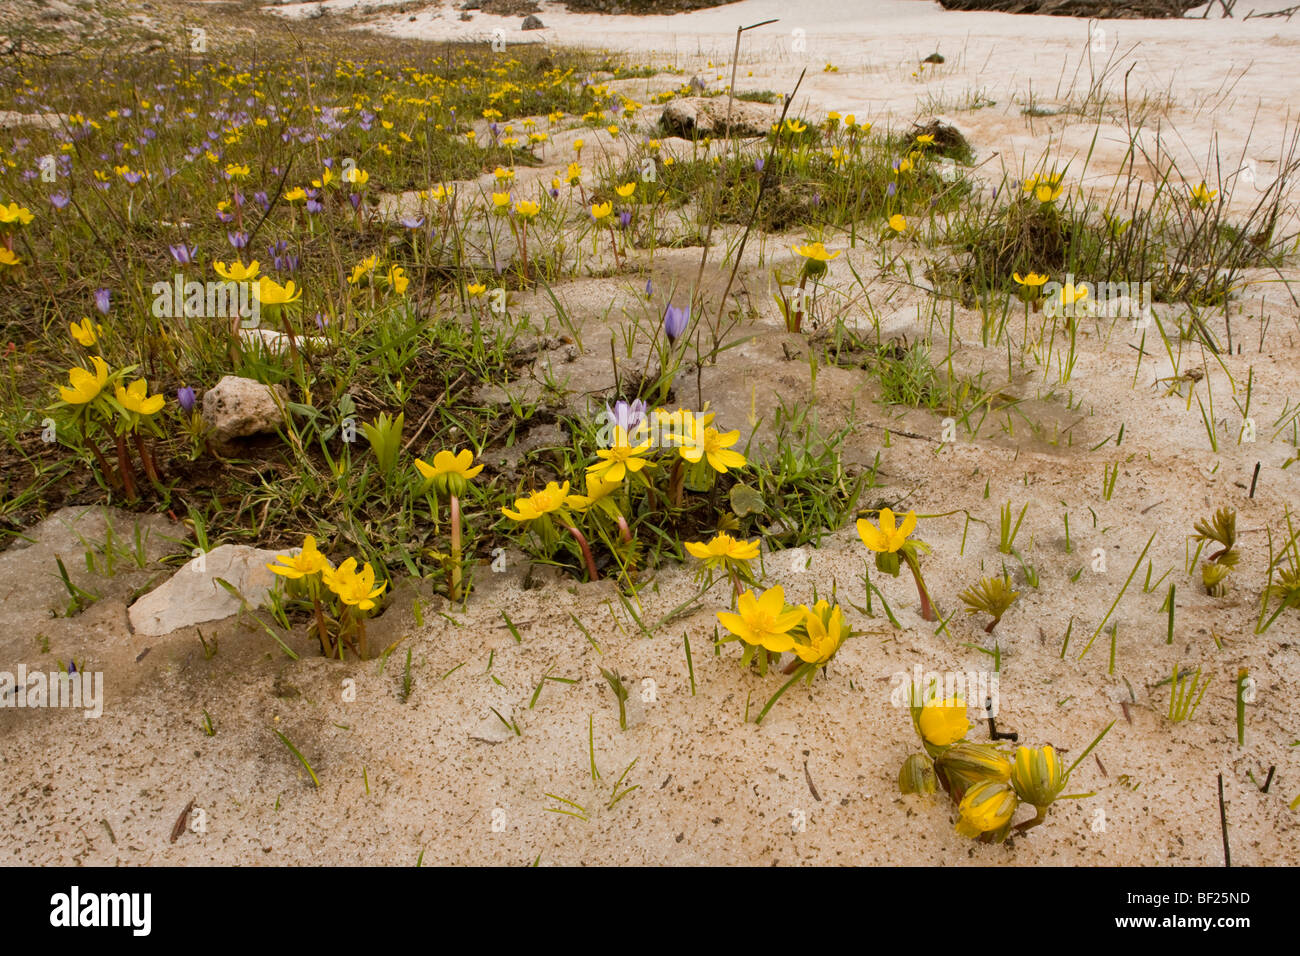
<box><xmin>901</xmin><ymin>692</ymin><xmax>1068</xmax><ymax>841</ymax></box>
<box><xmin>899</xmin><ymin>689</ymin><xmax>1111</xmax><ymax>843</ymax></box>
<box><xmin>267</xmin><ymin>535</ymin><xmax>387</xmax><ymax>658</ymax></box>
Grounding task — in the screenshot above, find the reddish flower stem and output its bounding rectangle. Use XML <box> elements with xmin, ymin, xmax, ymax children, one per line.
<box><xmin>564</xmin><ymin>524</ymin><xmax>600</xmax><ymax>581</ymax></box>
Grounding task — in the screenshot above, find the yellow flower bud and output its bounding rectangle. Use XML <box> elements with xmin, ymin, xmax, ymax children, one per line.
<box><xmin>899</xmin><ymin>753</ymin><xmax>937</xmax><ymax>795</ymax></box>
<box><xmin>916</xmin><ymin>696</ymin><xmax>970</xmax><ymax>748</ymax></box>
<box><xmin>954</xmin><ymin>780</ymin><xmax>1019</xmax><ymax>839</ymax></box>
<box><xmin>1010</xmin><ymin>744</ymin><xmax>1067</xmax><ymax>808</ymax></box>
<box><xmin>937</xmin><ymin>742</ymin><xmax>1012</xmax><ymax>797</ymax></box>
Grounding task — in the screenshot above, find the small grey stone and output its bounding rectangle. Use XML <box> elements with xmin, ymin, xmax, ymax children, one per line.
<box><xmin>201</xmin><ymin>374</ymin><xmax>290</xmax><ymax>444</ymax></box>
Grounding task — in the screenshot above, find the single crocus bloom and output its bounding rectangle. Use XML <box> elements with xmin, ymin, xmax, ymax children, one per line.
<box><xmin>857</xmin><ymin>508</ymin><xmax>917</xmax><ymax>553</ymax></box>
<box><xmin>663</xmin><ymin>303</ymin><xmax>689</xmax><ymax>342</ymax></box>
<box><xmin>177</xmin><ymin>386</ymin><xmax>196</xmax><ymax>412</ymax></box>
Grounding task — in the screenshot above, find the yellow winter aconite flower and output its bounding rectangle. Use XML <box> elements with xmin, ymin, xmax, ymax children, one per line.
<box><xmin>214</xmin><ymin>259</ymin><xmax>260</xmax><ymax>282</ymax></box>
<box><xmin>857</xmin><ymin>508</ymin><xmax>917</xmax><ymax>553</ymax></box>
<box><xmin>590</xmin><ymin>201</ymin><xmax>612</xmax><ymax>220</ymax></box>
<box><xmin>347</xmin><ymin>254</ymin><xmax>379</xmax><ymax>285</ymax></box>
<box><xmin>514</xmin><ymin>199</ymin><xmax>539</xmax><ymax>218</ymax></box>
<box><xmin>492</xmin><ymin>191</ymin><xmax>511</xmax><ymax>209</ymax></box>
<box><xmin>565</xmin><ymin>162</ymin><xmax>582</xmax><ymax>185</ymax></box>
<box><xmin>1010</xmin><ymin>744</ymin><xmax>1067</xmax><ymax>808</ymax></box>
<box><xmin>114</xmin><ymin>377</ymin><xmax>165</xmax><ymax>416</ymax></box>
<box><xmin>564</xmin><ymin>474</ymin><xmax>623</xmax><ymax>514</ymax></box>
<box><xmin>888</xmin><ymin>214</ymin><xmax>908</xmax><ymax>233</ymax></box>
<box><xmin>1190</xmin><ymin>182</ymin><xmax>1218</xmax><ymax>207</ymax></box>
<box><xmin>1012</xmin><ymin>271</ymin><xmax>1048</xmax><ymax>287</ymax></box>
<box><xmin>784</xmin><ymin>118</ymin><xmax>807</xmax><ymax>133</ymax></box>
<box><xmin>267</xmin><ymin>534</ymin><xmax>333</xmax><ymax>579</ymax></box>
<box><xmin>1034</xmin><ymin>182</ymin><xmax>1063</xmax><ymax>203</ymax></box>
<box><xmin>502</xmin><ymin>481</ymin><xmax>571</xmax><ymax>523</ymax></box>
<box><xmin>916</xmin><ymin>133</ymin><xmax>935</xmax><ymax>145</ymax></box>
<box><xmin>587</xmin><ymin>427</ymin><xmax>653</xmax><ymax>484</ymax></box>
<box><xmin>793</xmin><ymin>241</ymin><xmax>840</xmax><ymax>262</ymax></box>
<box><xmin>342</xmin><ymin>167</ymin><xmax>369</xmax><ymax>186</ymax></box>
<box><xmin>1058</xmin><ymin>282</ymin><xmax>1089</xmax><ymax>307</ymax></box>
<box><xmin>614</xmin><ymin>182</ymin><xmax>635</xmax><ymax>198</ymax></box>
<box><xmin>70</xmin><ymin>318</ymin><xmax>101</xmax><ymax>347</ymax></box>
<box><xmin>256</xmin><ymin>276</ymin><xmax>302</xmax><ymax>305</ymax></box>
<box><xmin>59</xmin><ymin>355</ymin><xmax>109</xmax><ymax>405</ymax></box>
<box><xmin>938</xmin><ymin>742</ymin><xmax>1013</xmax><ymax>793</ymax></box>
<box><xmin>0</xmin><ymin>248</ymin><xmax>20</xmax><ymax>268</ymax></box>
<box><xmin>954</xmin><ymin>781</ymin><xmax>1019</xmax><ymax>838</ymax></box>
<box><xmin>383</xmin><ymin>265</ymin><xmax>409</xmax><ymax>294</ymax></box>
<box><xmin>0</xmin><ymin>202</ymin><xmax>34</xmax><ymax>226</ymax></box>
<box><xmin>312</xmin><ymin>168</ymin><xmax>335</xmax><ymax>189</ymax></box>
<box><xmin>415</xmin><ymin>448</ymin><xmax>483</xmax><ymax>495</ymax></box>
<box><xmin>717</xmin><ymin>585</ymin><xmax>804</xmax><ymax>653</ymax></box>
<box><xmin>685</xmin><ymin>532</ymin><xmax>760</xmax><ymax>566</ymax></box>
<box><xmin>792</xmin><ymin>600</ymin><xmax>847</xmax><ymax>665</ymax></box>
<box><xmin>322</xmin><ymin>557</ymin><xmax>387</xmax><ymax>611</ymax></box>
<box><xmin>225</xmin><ymin>163</ymin><xmax>250</xmax><ymax>179</ymax></box>
<box><xmin>493</xmin><ymin>166</ymin><xmax>515</xmax><ymax>182</ymax></box>
<box><xmin>283</xmin><ymin>187</ymin><xmax>307</xmax><ymax>202</ymax></box>
<box><xmin>466</xmin><ymin>282</ymin><xmax>487</xmax><ymax>297</ymax></box>
<box><xmin>679</xmin><ymin>427</ymin><xmax>745</xmax><ymax>473</ymax></box>
<box><xmin>917</xmin><ymin>695</ymin><xmax>970</xmax><ymax>747</ymax></box>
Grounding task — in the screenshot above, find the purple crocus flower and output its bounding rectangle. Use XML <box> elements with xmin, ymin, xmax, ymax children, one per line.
<box><xmin>663</xmin><ymin>303</ymin><xmax>689</xmax><ymax>342</ymax></box>
<box><xmin>886</xmin><ymin>181</ymin><xmax>897</xmax><ymax>197</ymax></box>
<box><xmin>227</xmin><ymin>230</ymin><xmax>248</xmax><ymax>249</ymax></box>
<box><xmin>606</xmin><ymin>399</ymin><xmax>647</xmax><ymax>434</ymax></box>
<box><xmin>349</xmin><ymin>193</ymin><xmax>361</xmax><ymax>211</ymax></box>
<box><xmin>169</xmin><ymin>243</ymin><xmax>197</xmax><ymax>265</ymax></box>
<box><xmin>50</xmin><ymin>193</ymin><xmax>70</xmax><ymax>209</ymax></box>
<box><xmin>645</xmin><ymin>277</ymin><xmax>653</xmax><ymax>298</ymax></box>
<box><xmin>177</xmin><ymin>386</ymin><xmax>196</xmax><ymax>412</ymax></box>
<box><xmin>306</xmin><ymin>198</ymin><xmax>323</xmax><ymax>214</ymax></box>
<box><xmin>754</xmin><ymin>157</ymin><xmax>765</xmax><ymax>173</ymax></box>
<box><xmin>399</xmin><ymin>215</ymin><xmax>425</xmax><ymax>230</ymax></box>
<box><xmin>94</xmin><ymin>289</ymin><xmax>110</xmax><ymax>314</ymax></box>
<box><xmin>618</xmin><ymin>210</ymin><xmax>632</xmax><ymax>228</ymax></box>
<box><xmin>549</xmin><ymin>187</ymin><xmax>559</xmax><ymax>199</ymax></box>
<box><xmin>123</xmin><ymin>171</ymin><xmax>143</xmax><ymax>185</ymax></box>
